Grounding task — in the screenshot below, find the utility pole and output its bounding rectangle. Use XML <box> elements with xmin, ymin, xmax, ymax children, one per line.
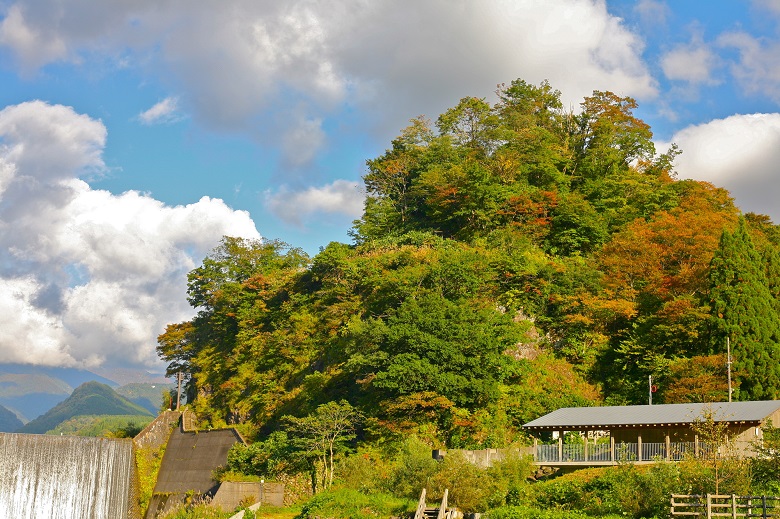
<box><xmin>176</xmin><ymin>371</ymin><xmax>183</xmax><ymax>411</ymax></box>
<box><xmin>649</xmin><ymin>375</ymin><xmax>653</xmax><ymax>405</ymax></box>
<box><xmin>727</xmin><ymin>337</ymin><xmax>733</xmax><ymax>403</ymax></box>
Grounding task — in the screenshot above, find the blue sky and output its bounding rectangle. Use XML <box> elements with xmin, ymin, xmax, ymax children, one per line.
<box><xmin>1</xmin><ymin>0</ymin><xmax>780</xmax><ymax>376</ymax></box>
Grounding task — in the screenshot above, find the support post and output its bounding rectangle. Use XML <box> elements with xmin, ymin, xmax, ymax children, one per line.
<box><xmin>584</xmin><ymin>435</ymin><xmax>588</xmax><ymax>462</ymax></box>
<box><xmin>533</xmin><ymin>437</ymin><xmax>538</xmax><ymax>462</ymax></box>
<box><xmin>610</xmin><ymin>436</ymin><xmax>615</xmax><ymax>463</ymax></box>
<box><xmin>637</xmin><ymin>434</ymin><xmax>642</xmax><ymax>462</ymax></box>
<box><xmin>727</xmin><ymin>337</ymin><xmax>733</xmax><ymax>403</ymax></box>
<box><xmin>731</xmin><ymin>494</ymin><xmax>737</xmax><ymax>519</ymax></box>
<box><xmin>176</xmin><ymin>371</ymin><xmax>183</xmax><ymax>411</ymax></box>
<box><xmin>707</xmin><ymin>494</ymin><xmax>712</xmax><ymax>519</ymax></box>
<box><xmin>695</xmin><ymin>434</ymin><xmax>700</xmax><ymax>457</ymax></box>
<box><xmin>666</xmin><ymin>434</ymin><xmax>671</xmax><ymax>461</ymax></box>
<box><xmin>558</xmin><ymin>435</ymin><xmax>563</xmax><ymax>462</ymax></box>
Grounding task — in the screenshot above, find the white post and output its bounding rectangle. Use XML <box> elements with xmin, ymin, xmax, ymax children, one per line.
<box><xmin>637</xmin><ymin>434</ymin><xmax>642</xmax><ymax>462</ymax></box>
<box><xmin>649</xmin><ymin>375</ymin><xmax>653</xmax><ymax>405</ymax></box>
<box><xmin>727</xmin><ymin>337</ymin><xmax>733</xmax><ymax>403</ymax></box>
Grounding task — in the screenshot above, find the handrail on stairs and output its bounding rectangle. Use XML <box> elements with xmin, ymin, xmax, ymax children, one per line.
<box><xmin>414</xmin><ymin>488</ymin><xmax>427</xmax><ymax>519</ymax></box>
<box><xmin>437</xmin><ymin>489</ymin><xmax>449</xmax><ymax>519</ymax></box>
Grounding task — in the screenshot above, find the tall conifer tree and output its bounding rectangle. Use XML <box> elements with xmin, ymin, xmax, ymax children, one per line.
<box><xmin>709</xmin><ymin>218</ymin><xmax>780</xmax><ymax>399</ymax></box>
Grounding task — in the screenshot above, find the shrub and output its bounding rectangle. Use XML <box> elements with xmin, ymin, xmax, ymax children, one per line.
<box><xmin>336</xmin><ymin>448</ymin><xmax>393</xmax><ymax>494</ymax></box>
<box><xmin>159</xmin><ymin>503</ymin><xmax>231</xmax><ymax>518</ymax></box>
<box><xmin>486</xmin><ymin>504</ymin><xmax>622</xmax><ymax>519</ymax></box>
<box><xmin>429</xmin><ymin>452</ymin><xmax>500</xmax><ymax>512</ymax></box>
<box><xmin>296</xmin><ymin>488</ymin><xmax>413</xmax><ymax>519</ymax></box>
<box><xmin>528</xmin><ymin>463</ymin><xmax>682</xmax><ymax>518</ymax></box>
<box><xmin>386</xmin><ymin>436</ymin><xmax>439</xmax><ymax>499</ymax></box>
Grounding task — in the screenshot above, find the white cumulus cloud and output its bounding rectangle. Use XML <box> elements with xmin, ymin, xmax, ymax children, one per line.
<box><xmin>661</xmin><ymin>41</ymin><xmax>720</xmax><ymax>86</ymax></box>
<box><xmin>0</xmin><ymin>101</ymin><xmax>261</xmax><ymax>369</ymax></box>
<box><xmin>0</xmin><ymin>0</ymin><xmax>656</xmax><ymax>166</ymax></box>
<box><xmin>663</xmin><ymin>113</ymin><xmax>780</xmax><ymax>222</ymax></box>
<box><xmin>266</xmin><ymin>180</ymin><xmax>364</xmax><ymax>226</ymax></box>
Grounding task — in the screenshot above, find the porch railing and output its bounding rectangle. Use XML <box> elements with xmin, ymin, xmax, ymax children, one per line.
<box><xmin>534</xmin><ymin>441</ymin><xmax>711</xmax><ymax>464</ymax></box>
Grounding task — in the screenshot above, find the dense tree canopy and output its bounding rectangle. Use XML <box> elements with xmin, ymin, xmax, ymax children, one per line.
<box><xmin>159</xmin><ymin>78</ymin><xmax>780</xmax><ymax>449</ymax></box>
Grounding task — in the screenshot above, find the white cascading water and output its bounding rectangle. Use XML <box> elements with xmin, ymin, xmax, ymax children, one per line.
<box><xmin>0</xmin><ymin>433</ymin><xmax>133</xmax><ymax>519</ymax></box>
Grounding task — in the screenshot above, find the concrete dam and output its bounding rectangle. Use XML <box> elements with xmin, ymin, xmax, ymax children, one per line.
<box><xmin>0</xmin><ymin>433</ymin><xmax>135</xmax><ymax>519</ymax></box>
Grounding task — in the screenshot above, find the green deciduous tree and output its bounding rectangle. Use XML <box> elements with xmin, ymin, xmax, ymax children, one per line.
<box><xmin>681</xmin><ymin>406</ymin><xmax>751</xmax><ymax>495</ymax></box>
<box><xmin>284</xmin><ymin>400</ymin><xmax>361</xmax><ymax>492</ymax></box>
<box><xmin>572</xmin><ymin>91</ymin><xmax>655</xmax><ymax>181</ymax></box>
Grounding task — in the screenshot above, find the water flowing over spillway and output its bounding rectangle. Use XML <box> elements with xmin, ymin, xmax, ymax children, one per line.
<box><xmin>0</xmin><ymin>433</ymin><xmax>134</xmax><ymax>519</ymax></box>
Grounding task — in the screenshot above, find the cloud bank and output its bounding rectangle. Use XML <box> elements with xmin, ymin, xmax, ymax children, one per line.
<box><xmin>266</xmin><ymin>180</ymin><xmax>364</xmax><ymax>226</ymax></box>
<box><xmin>667</xmin><ymin>113</ymin><xmax>780</xmax><ymax>222</ymax></box>
<box><xmin>0</xmin><ymin>101</ymin><xmax>260</xmax><ymax>369</ymax></box>
<box><xmin>0</xmin><ymin>0</ymin><xmax>657</xmax><ymax>166</ymax></box>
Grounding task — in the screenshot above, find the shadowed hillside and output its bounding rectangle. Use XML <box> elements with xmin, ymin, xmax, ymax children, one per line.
<box><xmin>0</xmin><ymin>363</ymin><xmax>118</xmax><ymax>422</ymax></box>
<box><xmin>18</xmin><ymin>381</ymin><xmax>153</xmax><ymax>434</ymax></box>
<box><xmin>0</xmin><ymin>404</ymin><xmax>22</xmax><ymax>432</ymax></box>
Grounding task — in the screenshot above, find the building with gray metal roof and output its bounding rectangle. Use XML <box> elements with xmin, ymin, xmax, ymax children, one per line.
<box><xmin>522</xmin><ymin>401</ymin><xmax>780</xmax><ymax>467</ymax></box>
<box><xmin>524</xmin><ymin>400</ymin><xmax>780</xmax><ymax>431</ymax></box>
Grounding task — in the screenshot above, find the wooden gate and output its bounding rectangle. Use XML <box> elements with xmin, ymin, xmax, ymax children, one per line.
<box><xmin>671</xmin><ymin>494</ymin><xmax>780</xmax><ymax>518</ymax></box>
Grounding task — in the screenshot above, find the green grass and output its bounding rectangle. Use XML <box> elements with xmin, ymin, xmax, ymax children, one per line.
<box><xmin>297</xmin><ymin>488</ymin><xmax>415</xmax><ymax>519</ymax></box>
<box><xmin>137</xmin><ymin>443</ymin><xmax>167</xmax><ymax>514</ymax></box>
<box><xmin>486</xmin><ymin>505</ymin><xmax>627</xmax><ymax>519</ymax></box>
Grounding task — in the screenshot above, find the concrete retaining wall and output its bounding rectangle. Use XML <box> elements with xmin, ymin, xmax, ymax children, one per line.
<box><xmin>211</xmin><ymin>481</ymin><xmax>285</xmax><ymax>509</ymax></box>
<box><xmin>145</xmin><ymin>426</ymin><xmax>244</xmax><ymax>518</ymax></box>
<box><xmin>449</xmin><ymin>447</ymin><xmax>534</xmax><ymax>468</ymax></box>
<box><xmin>134</xmin><ymin>410</ymin><xmax>181</xmax><ymax>450</ymax></box>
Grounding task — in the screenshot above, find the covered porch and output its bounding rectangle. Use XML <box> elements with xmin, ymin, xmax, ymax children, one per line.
<box><xmin>522</xmin><ymin>401</ymin><xmax>779</xmax><ymax>467</ymax></box>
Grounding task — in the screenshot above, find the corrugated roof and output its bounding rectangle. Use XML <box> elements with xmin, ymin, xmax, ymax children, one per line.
<box><xmin>523</xmin><ymin>400</ymin><xmax>780</xmax><ymax>430</ymax></box>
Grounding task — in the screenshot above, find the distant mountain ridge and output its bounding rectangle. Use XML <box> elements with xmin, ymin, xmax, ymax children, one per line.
<box><xmin>116</xmin><ymin>382</ymin><xmax>174</xmax><ymax>414</ymax></box>
<box><xmin>0</xmin><ymin>363</ymin><xmax>118</xmax><ymax>422</ymax></box>
<box><xmin>0</xmin><ymin>403</ymin><xmax>23</xmax><ymax>432</ymax></box>
<box><xmin>17</xmin><ymin>381</ymin><xmax>154</xmax><ymax>434</ymax></box>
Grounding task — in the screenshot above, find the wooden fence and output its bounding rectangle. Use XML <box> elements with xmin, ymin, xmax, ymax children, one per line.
<box><xmin>671</xmin><ymin>494</ymin><xmax>780</xmax><ymax>518</ymax></box>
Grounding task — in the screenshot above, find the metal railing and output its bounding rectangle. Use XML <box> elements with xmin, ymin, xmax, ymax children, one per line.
<box><xmin>534</xmin><ymin>441</ymin><xmax>715</xmax><ymax>464</ymax></box>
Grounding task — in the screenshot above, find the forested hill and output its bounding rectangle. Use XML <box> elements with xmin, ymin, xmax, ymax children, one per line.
<box><xmin>158</xmin><ymin>79</ymin><xmax>780</xmax><ymax>449</ymax></box>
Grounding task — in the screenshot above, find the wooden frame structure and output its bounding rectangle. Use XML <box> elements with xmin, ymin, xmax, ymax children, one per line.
<box><xmin>523</xmin><ymin>401</ymin><xmax>780</xmax><ymax>467</ymax></box>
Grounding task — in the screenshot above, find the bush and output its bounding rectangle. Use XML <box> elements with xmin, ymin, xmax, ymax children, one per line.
<box><xmin>225</xmin><ymin>431</ymin><xmax>297</xmax><ymax>478</ymax></box>
<box><xmin>159</xmin><ymin>503</ymin><xmax>231</xmax><ymax>518</ymax></box>
<box><xmin>296</xmin><ymin>488</ymin><xmax>413</xmax><ymax>519</ymax></box>
<box><xmin>336</xmin><ymin>448</ymin><xmax>393</xmax><ymax>494</ymax></box>
<box><xmin>386</xmin><ymin>436</ymin><xmax>439</xmax><ymax>499</ymax></box>
<box><xmin>488</xmin><ymin>453</ymin><xmax>535</xmax><ymax>508</ymax></box>
<box><xmin>486</xmin><ymin>505</ymin><xmax>623</xmax><ymax>519</ymax></box>
<box><xmin>429</xmin><ymin>452</ymin><xmax>502</xmax><ymax>512</ymax></box>
<box><xmin>527</xmin><ymin>463</ymin><xmax>682</xmax><ymax>518</ymax></box>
